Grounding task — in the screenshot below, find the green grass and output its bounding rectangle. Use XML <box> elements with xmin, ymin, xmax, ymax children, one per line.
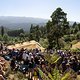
<box><xmin>38</xmin><ymin>68</ymin><xmax>50</xmax><ymax>80</ymax></box>
<box><xmin>51</xmin><ymin>53</ymin><xmax>61</xmax><ymax>64</ymax></box>
<box><xmin>44</xmin><ymin>53</ymin><xmax>60</xmax><ymax>64</ymax></box>
<box><xmin>48</xmin><ymin>73</ymin><xmax>54</xmax><ymax>80</ymax></box>
<box><xmin>61</xmin><ymin>72</ymin><xmax>70</xmax><ymax>80</ymax></box>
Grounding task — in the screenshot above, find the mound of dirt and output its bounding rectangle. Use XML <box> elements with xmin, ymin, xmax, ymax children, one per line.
<box><xmin>71</xmin><ymin>42</ymin><xmax>80</xmax><ymax>49</ymax></box>
<box><xmin>7</xmin><ymin>40</ymin><xmax>45</xmax><ymax>52</ymax></box>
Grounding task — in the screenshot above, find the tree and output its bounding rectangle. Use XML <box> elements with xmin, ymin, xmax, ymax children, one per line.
<box><xmin>3</xmin><ymin>34</ymin><xmax>9</xmax><ymax>43</ymax></box>
<box><xmin>72</xmin><ymin>22</ymin><xmax>77</xmax><ymax>28</ymax></box>
<box><xmin>46</xmin><ymin>7</ymin><xmax>69</xmax><ymax>49</ymax></box>
<box><xmin>0</xmin><ymin>35</ymin><xmax>2</xmax><ymax>41</ymax></box>
<box><xmin>39</xmin><ymin>26</ymin><xmax>47</xmax><ymax>38</ymax></box>
<box><xmin>29</xmin><ymin>24</ymin><xmax>41</xmax><ymax>42</ymax></box>
<box><xmin>46</xmin><ymin>21</ymin><xmax>54</xmax><ymax>48</ymax></box>
<box><xmin>1</xmin><ymin>26</ymin><xmax>4</xmax><ymax>37</ymax></box>
<box><xmin>29</xmin><ymin>24</ymin><xmax>34</xmax><ymax>40</ymax></box>
<box><xmin>78</xmin><ymin>23</ymin><xmax>80</xmax><ymax>31</ymax></box>
<box><xmin>35</xmin><ymin>25</ymin><xmax>41</xmax><ymax>41</ymax></box>
<box><xmin>76</xmin><ymin>31</ymin><xmax>80</xmax><ymax>40</ymax></box>
<box><xmin>19</xmin><ymin>33</ymin><xmax>25</xmax><ymax>40</ymax></box>
<box><xmin>74</xmin><ymin>25</ymin><xmax>79</xmax><ymax>34</ymax></box>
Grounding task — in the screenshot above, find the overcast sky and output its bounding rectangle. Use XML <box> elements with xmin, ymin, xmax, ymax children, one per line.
<box><xmin>0</xmin><ymin>0</ymin><xmax>80</xmax><ymax>22</ymax></box>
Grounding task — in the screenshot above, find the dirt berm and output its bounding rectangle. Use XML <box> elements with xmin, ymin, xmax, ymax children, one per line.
<box><xmin>71</xmin><ymin>42</ymin><xmax>80</xmax><ymax>50</ymax></box>
<box><xmin>7</xmin><ymin>40</ymin><xmax>45</xmax><ymax>52</ymax></box>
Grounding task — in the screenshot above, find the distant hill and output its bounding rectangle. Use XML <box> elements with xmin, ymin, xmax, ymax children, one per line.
<box><xmin>0</xmin><ymin>16</ymin><xmax>48</xmax><ymax>31</ymax></box>
<box><xmin>0</xmin><ymin>16</ymin><xmax>79</xmax><ymax>32</ymax></box>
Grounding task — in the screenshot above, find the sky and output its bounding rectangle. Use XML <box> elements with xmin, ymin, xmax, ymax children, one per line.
<box><xmin>0</xmin><ymin>0</ymin><xmax>80</xmax><ymax>22</ymax></box>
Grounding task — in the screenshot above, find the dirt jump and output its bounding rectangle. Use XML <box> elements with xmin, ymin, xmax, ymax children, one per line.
<box><xmin>7</xmin><ymin>40</ymin><xmax>45</xmax><ymax>52</ymax></box>
<box><xmin>71</xmin><ymin>42</ymin><xmax>80</xmax><ymax>50</ymax></box>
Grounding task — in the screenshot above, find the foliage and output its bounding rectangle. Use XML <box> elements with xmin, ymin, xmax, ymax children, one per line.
<box><xmin>71</xmin><ymin>40</ymin><xmax>78</xmax><ymax>45</ymax></box>
<box><xmin>48</xmin><ymin>73</ymin><xmax>54</xmax><ymax>80</ymax></box>
<box><xmin>76</xmin><ymin>31</ymin><xmax>80</xmax><ymax>40</ymax></box>
<box><xmin>44</xmin><ymin>53</ymin><xmax>60</xmax><ymax>64</ymax></box>
<box><xmin>3</xmin><ymin>34</ymin><xmax>9</xmax><ymax>43</ymax></box>
<box><xmin>61</xmin><ymin>69</ymin><xmax>76</xmax><ymax>80</ymax></box>
<box><xmin>0</xmin><ymin>35</ymin><xmax>3</xmax><ymax>41</ymax></box>
<box><xmin>71</xmin><ymin>48</ymin><xmax>80</xmax><ymax>52</ymax></box>
<box><xmin>58</xmin><ymin>38</ymin><xmax>66</xmax><ymax>48</ymax></box>
<box><xmin>51</xmin><ymin>53</ymin><xmax>61</xmax><ymax>64</ymax></box>
<box><xmin>61</xmin><ymin>72</ymin><xmax>70</xmax><ymax>80</ymax></box>
<box><xmin>64</xmin><ymin>34</ymin><xmax>76</xmax><ymax>42</ymax></box>
<box><xmin>39</xmin><ymin>38</ymin><xmax>49</xmax><ymax>48</ymax></box>
<box><xmin>29</xmin><ymin>24</ymin><xmax>41</xmax><ymax>41</ymax></box>
<box><xmin>38</xmin><ymin>68</ymin><xmax>49</xmax><ymax>80</ymax></box>
<box><xmin>52</xmin><ymin>67</ymin><xmax>61</xmax><ymax>80</ymax></box>
<box><xmin>7</xmin><ymin>28</ymin><xmax>24</xmax><ymax>37</ymax></box>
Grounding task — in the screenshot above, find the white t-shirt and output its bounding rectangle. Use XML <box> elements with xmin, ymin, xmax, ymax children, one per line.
<box><xmin>22</xmin><ymin>52</ymin><xmax>29</xmax><ymax>60</ymax></box>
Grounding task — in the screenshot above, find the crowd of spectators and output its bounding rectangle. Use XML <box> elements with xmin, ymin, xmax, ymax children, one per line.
<box><xmin>0</xmin><ymin>43</ymin><xmax>80</xmax><ymax>80</ymax></box>
<box><xmin>6</xmin><ymin>48</ymin><xmax>45</xmax><ymax>80</ymax></box>
<box><xmin>57</xmin><ymin>50</ymin><xmax>80</xmax><ymax>74</ymax></box>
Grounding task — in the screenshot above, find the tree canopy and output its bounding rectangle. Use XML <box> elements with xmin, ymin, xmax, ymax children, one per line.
<box><xmin>46</xmin><ymin>7</ymin><xmax>69</xmax><ymax>49</ymax></box>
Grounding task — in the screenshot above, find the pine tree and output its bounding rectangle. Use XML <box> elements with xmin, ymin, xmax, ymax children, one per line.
<box><xmin>1</xmin><ymin>26</ymin><xmax>4</xmax><ymax>37</ymax></box>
